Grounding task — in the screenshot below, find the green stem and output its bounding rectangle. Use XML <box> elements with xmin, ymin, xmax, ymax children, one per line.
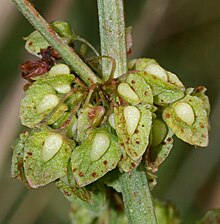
<box><xmin>120</xmin><ymin>164</ymin><xmax>157</xmax><ymax>224</ymax></box>
<box><xmin>12</xmin><ymin>0</ymin><xmax>100</xmax><ymax>85</ymax></box>
<box><xmin>97</xmin><ymin>0</ymin><xmax>127</xmax><ymax>80</ymax></box>
<box><xmin>97</xmin><ymin>0</ymin><xmax>157</xmax><ymax>223</ymax></box>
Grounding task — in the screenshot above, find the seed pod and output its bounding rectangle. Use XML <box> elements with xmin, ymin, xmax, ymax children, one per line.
<box><xmin>54</xmin><ymin>84</ymin><xmax>71</xmax><ymax>94</ymax></box>
<box><xmin>42</xmin><ymin>133</ymin><xmax>63</xmax><ymax>162</ymax></box>
<box><xmin>49</xmin><ymin>64</ymin><xmax>70</xmax><ymax>76</ymax></box>
<box><xmin>151</xmin><ymin>119</ymin><xmax>168</xmax><ymax>146</ymax></box>
<box><xmin>108</xmin><ymin>113</ymin><xmax>115</xmax><ymax>129</ymax></box>
<box><xmin>37</xmin><ymin>94</ymin><xmax>59</xmax><ymax>114</ymax></box>
<box><xmin>117</xmin><ymin>83</ymin><xmax>140</xmax><ymax>104</ymax></box>
<box><xmin>51</xmin><ymin>21</ymin><xmax>74</xmax><ymax>43</ymax></box>
<box><xmin>145</xmin><ymin>64</ymin><xmax>168</xmax><ymax>81</ymax></box>
<box><xmin>67</xmin><ymin>116</ymin><xmax>78</xmax><ymax>138</ymax></box>
<box><xmin>174</xmin><ymin>102</ymin><xmax>195</xmax><ymax>125</ymax></box>
<box><xmin>90</xmin><ymin>133</ymin><xmax>110</xmax><ymax>162</ymax></box>
<box><xmin>123</xmin><ymin>106</ymin><xmax>140</xmax><ymax>135</ymax></box>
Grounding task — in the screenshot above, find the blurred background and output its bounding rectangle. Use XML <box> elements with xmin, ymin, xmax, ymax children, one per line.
<box><xmin>0</xmin><ymin>0</ymin><xmax>220</xmax><ymax>223</ymax></box>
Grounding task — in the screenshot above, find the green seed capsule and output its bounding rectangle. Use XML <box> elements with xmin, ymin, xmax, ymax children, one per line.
<box><xmin>123</xmin><ymin>106</ymin><xmax>140</xmax><ymax>135</ymax></box>
<box><xmin>145</xmin><ymin>64</ymin><xmax>168</xmax><ymax>81</ymax></box>
<box><xmin>37</xmin><ymin>94</ymin><xmax>59</xmax><ymax>113</ymax></box>
<box><xmin>174</xmin><ymin>102</ymin><xmax>195</xmax><ymax>125</ymax></box>
<box><xmin>49</xmin><ymin>64</ymin><xmax>70</xmax><ymax>76</ymax></box>
<box><xmin>117</xmin><ymin>83</ymin><xmax>140</xmax><ymax>104</ymax></box>
<box><xmin>42</xmin><ymin>134</ymin><xmax>63</xmax><ymax>162</ymax></box>
<box><xmin>151</xmin><ymin>119</ymin><xmax>168</xmax><ymax>146</ymax></box>
<box><xmin>90</xmin><ymin>133</ymin><xmax>110</xmax><ymax>162</ymax></box>
<box><xmin>54</xmin><ymin>84</ymin><xmax>71</xmax><ymax>94</ymax></box>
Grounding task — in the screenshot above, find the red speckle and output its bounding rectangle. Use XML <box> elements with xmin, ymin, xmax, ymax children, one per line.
<box><xmin>92</xmin><ymin>172</ymin><xmax>97</xmax><ymax>177</ymax></box>
<box><xmin>88</xmin><ymin>109</ymin><xmax>96</xmax><ymax>119</ymax></box>
<box><xmin>200</xmin><ymin>124</ymin><xmax>205</xmax><ymax>128</ymax></box>
<box><xmin>27</xmin><ymin>152</ymin><xmax>32</xmax><ymax>156</ymax></box>
<box><xmin>131</xmin><ymin>162</ymin><xmax>136</xmax><ymax>168</ymax></box>
<box><xmin>72</xmin><ymin>168</ymin><xmax>77</xmax><ymax>172</ymax></box>
<box><xmin>165</xmin><ymin>113</ymin><xmax>170</xmax><ymax>118</ymax></box>
<box><xmin>103</xmin><ymin>160</ymin><xmax>108</xmax><ymax>165</ymax></box>
<box><xmin>167</xmin><ymin>137</ymin><xmax>172</xmax><ymax>142</ymax></box>
<box><xmin>64</xmin><ymin>191</ymin><xmax>71</xmax><ymax>197</ymax></box>
<box><xmin>79</xmin><ymin>172</ymin><xmax>84</xmax><ymax>177</ymax></box>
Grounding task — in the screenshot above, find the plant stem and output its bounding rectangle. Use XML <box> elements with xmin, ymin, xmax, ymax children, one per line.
<box><xmin>97</xmin><ymin>0</ymin><xmax>127</xmax><ymax>80</ymax></box>
<box><xmin>12</xmin><ymin>0</ymin><xmax>100</xmax><ymax>86</ymax></box>
<box><xmin>97</xmin><ymin>0</ymin><xmax>157</xmax><ymax>223</ymax></box>
<box><xmin>120</xmin><ymin>163</ymin><xmax>157</xmax><ymax>224</ymax></box>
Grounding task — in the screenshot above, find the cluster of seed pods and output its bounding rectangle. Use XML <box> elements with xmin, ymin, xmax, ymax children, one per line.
<box><xmin>11</xmin><ymin>23</ymin><xmax>209</xmax><ymax>204</ymax></box>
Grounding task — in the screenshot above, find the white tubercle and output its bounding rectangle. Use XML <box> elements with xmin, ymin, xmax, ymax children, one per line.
<box><xmin>123</xmin><ymin>106</ymin><xmax>140</xmax><ymax>135</ymax></box>
<box><xmin>175</xmin><ymin>102</ymin><xmax>195</xmax><ymax>125</ymax></box>
<box><xmin>108</xmin><ymin>113</ymin><xmax>115</xmax><ymax>129</ymax></box>
<box><xmin>117</xmin><ymin>83</ymin><xmax>139</xmax><ymax>103</ymax></box>
<box><xmin>90</xmin><ymin>133</ymin><xmax>110</xmax><ymax>162</ymax></box>
<box><xmin>145</xmin><ymin>64</ymin><xmax>168</xmax><ymax>81</ymax></box>
<box><xmin>37</xmin><ymin>94</ymin><xmax>59</xmax><ymax>113</ymax></box>
<box><xmin>49</xmin><ymin>64</ymin><xmax>70</xmax><ymax>76</ymax></box>
<box><xmin>42</xmin><ymin>134</ymin><xmax>63</xmax><ymax>162</ymax></box>
<box><xmin>54</xmin><ymin>84</ymin><xmax>71</xmax><ymax>94</ymax></box>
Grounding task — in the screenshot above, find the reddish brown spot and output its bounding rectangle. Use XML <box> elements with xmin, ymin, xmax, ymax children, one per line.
<box><xmin>120</xmin><ymin>143</ymin><xmax>124</xmax><ymax>147</ymax></box>
<box><xmin>195</xmin><ymin>86</ymin><xmax>206</xmax><ymax>93</ymax></box>
<box><xmin>64</xmin><ymin>191</ymin><xmax>71</xmax><ymax>197</ymax></box>
<box><xmin>79</xmin><ymin>172</ymin><xmax>84</xmax><ymax>177</ymax></box>
<box><xmin>135</xmin><ymin>140</ymin><xmax>140</xmax><ymax>144</ymax></box>
<box><xmin>27</xmin><ymin>152</ymin><xmax>32</xmax><ymax>156</ymax></box>
<box><xmin>103</xmin><ymin>160</ymin><xmax>108</xmax><ymax>166</ymax></box>
<box><xmin>28</xmin><ymin>41</ymin><xmax>33</xmax><ymax>46</ymax></box>
<box><xmin>144</xmin><ymin>91</ymin><xmax>148</xmax><ymax>96</ymax></box>
<box><xmin>126</xmin><ymin>138</ymin><xmax>130</xmax><ymax>144</ymax></box>
<box><xmin>133</xmin><ymin>152</ymin><xmax>138</xmax><ymax>156</ymax></box>
<box><xmin>200</xmin><ymin>124</ymin><xmax>205</xmax><ymax>128</ymax></box>
<box><xmin>131</xmin><ymin>162</ymin><xmax>136</xmax><ymax>168</ymax></box>
<box><xmin>165</xmin><ymin>113</ymin><xmax>171</xmax><ymax>119</ymax></box>
<box><xmin>131</xmin><ymin>80</ymin><xmax>135</xmax><ymax>84</ymax></box>
<box><xmin>92</xmin><ymin>172</ymin><xmax>97</xmax><ymax>177</ymax></box>
<box><xmin>72</xmin><ymin>168</ymin><xmax>77</xmax><ymax>172</ymax></box>
<box><xmin>162</xmin><ymin>142</ymin><xmax>166</xmax><ymax>145</ymax></box>
<box><xmin>134</xmin><ymin>129</ymin><xmax>139</xmax><ymax>134</ymax></box>
<box><xmin>167</xmin><ymin>137</ymin><xmax>172</xmax><ymax>142</ymax></box>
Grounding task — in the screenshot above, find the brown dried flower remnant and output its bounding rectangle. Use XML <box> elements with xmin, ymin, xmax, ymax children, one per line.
<box><xmin>20</xmin><ymin>47</ymin><xmax>61</xmax><ymax>81</ymax></box>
